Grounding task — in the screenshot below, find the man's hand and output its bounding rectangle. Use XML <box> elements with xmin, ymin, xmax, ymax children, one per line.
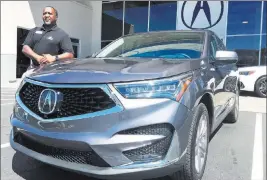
<box><xmin>37</xmin><ymin>55</ymin><xmax>47</xmax><ymax>64</ymax></box>
<box><xmin>42</xmin><ymin>54</ymin><xmax>56</xmax><ymax>63</ymax></box>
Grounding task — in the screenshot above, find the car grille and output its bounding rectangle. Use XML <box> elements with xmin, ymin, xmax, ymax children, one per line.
<box><xmin>18</xmin><ymin>82</ymin><xmax>116</xmax><ymax>119</ymax></box>
<box><xmin>13</xmin><ymin>129</ymin><xmax>111</xmax><ymax>167</ymax></box>
<box><xmin>120</xmin><ymin>123</ymin><xmax>174</xmax><ymax>162</ymax></box>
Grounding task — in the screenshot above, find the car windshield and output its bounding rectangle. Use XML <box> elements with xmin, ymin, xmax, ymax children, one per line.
<box><xmin>96</xmin><ymin>31</ymin><xmax>205</xmax><ymax>60</ymax></box>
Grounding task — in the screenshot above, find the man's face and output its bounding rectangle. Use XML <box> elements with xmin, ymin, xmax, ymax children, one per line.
<box><xmin>42</xmin><ymin>7</ymin><xmax>57</xmax><ymax>25</ymax></box>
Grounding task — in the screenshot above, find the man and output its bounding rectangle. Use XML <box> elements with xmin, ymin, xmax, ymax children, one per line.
<box><xmin>22</xmin><ymin>6</ymin><xmax>74</xmax><ymax>77</ymax></box>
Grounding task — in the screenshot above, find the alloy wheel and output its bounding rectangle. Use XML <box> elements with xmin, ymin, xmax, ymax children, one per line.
<box><xmin>194</xmin><ymin>113</ymin><xmax>208</xmax><ymax>174</ymax></box>
<box><xmin>258</xmin><ymin>77</ymin><xmax>267</xmax><ymax>97</ymax></box>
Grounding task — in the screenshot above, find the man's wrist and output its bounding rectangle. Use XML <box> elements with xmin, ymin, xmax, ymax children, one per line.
<box><xmin>54</xmin><ymin>55</ymin><xmax>59</xmax><ymax>61</ymax></box>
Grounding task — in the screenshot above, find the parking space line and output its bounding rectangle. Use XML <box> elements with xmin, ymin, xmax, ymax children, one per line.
<box><xmin>1</xmin><ymin>143</ymin><xmax>10</xmax><ymax>148</ymax></box>
<box><xmin>251</xmin><ymin>113</ymin><xmax>263</xmax><ymax>180</ymax></box>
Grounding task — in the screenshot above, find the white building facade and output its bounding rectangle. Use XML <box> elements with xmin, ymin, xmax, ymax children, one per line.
<box><xmin>1</xmin><ymin>1</ymin><xmax>102</xmax><ymax>86</ymax></box>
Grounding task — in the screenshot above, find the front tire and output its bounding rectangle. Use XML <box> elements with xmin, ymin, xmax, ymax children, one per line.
<box><xmin>224</xmin><ymin>88</ymin><xmax>239</xmax><ymax>123</ymax></box>
<box><xmin>169</xmin><ymin>103</ymin><xmax>210</xmax><ymax>180</ymax></box>
<box><xmin>255</xmin><ymin>76</ymin><xmax>266</xmax><ymax>98</ymax></box>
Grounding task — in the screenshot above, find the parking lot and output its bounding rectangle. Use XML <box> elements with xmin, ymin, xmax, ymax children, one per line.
<box><xmin>1</xmin><ymin>87</ymin><xmax>266</xmax><ymax>180</ymax></box>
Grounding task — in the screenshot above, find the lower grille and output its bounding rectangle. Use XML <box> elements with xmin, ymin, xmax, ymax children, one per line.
<box><xmin>123</xmin><ymin>135</ymin><xmax>173</xmax><ymax>162</ymax></box>
<box><xmin>120</xmin><ymin>123</ymin><xmax>174</xmax><ymax>162</ymax></box>
<box><xmin>13</xmin><ymin>129</ymin><xmax>110</xmax><ymax>167</ymax></box>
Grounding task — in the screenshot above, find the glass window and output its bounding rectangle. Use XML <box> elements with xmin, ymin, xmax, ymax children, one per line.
<box><xmin>96</xmin><ymin>32</ymin><xmax>205</xmax><ymax>60</ymax></box>
<box><xmin>227</xmin><ymin>35</ymin><xmax>260</xmax><ymax>67</ymax></box>
<box><xmin>210</xmin><ymin>36</ymin><xmax>218</xmax><ymax>60</ymax></box>
<box><xmin>149</xmin><ymin>1</ymin><xmax>177</xmax><ymax>31</ymax></box>
<box><xmin>214</xmin><ymin>35</ymin><xmax>226</xmax><ymax>51</ymax></box>
<box><xmin>263</xmin><ymin>2</ymin><xmax>266</xmax><ymax>34</ymax></box>
<box><xmin>227</xmin><ymin>1</ymin><xmax>262</xmax><ymax>35</ymax></box>
<box><xmin>124</xmin><ymin>1</ymin><xmax>149</xmax><ymax>35</ymax></box>
<box><xmin>260</xmin><ymin>35</ymin><xmax>266</xmax><ymax>65</ymax></box>
<box><xmin>102</xmin><ymin>2</ymin><xmax>123</xmax><ymax>41</ymax></box>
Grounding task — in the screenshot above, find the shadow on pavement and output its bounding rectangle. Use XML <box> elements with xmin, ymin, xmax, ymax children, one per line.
<box><xmin>12</xmin><ymin>152</ymin><xmax>100</xmax><ymax>180</ymax></box>
<box><xmin>240</xmin><ymin>91</ymin><xmax>258</xmax><ymax>97</ymax></box>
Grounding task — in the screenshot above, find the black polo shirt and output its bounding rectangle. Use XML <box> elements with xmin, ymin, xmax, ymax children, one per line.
<box><xmin>23</xmin><ymin>24</ymin><xmax>74</xmax><ymax>66</ymax></box>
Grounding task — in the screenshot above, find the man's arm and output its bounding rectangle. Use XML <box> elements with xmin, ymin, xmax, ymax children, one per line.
<box><xmin>22</xmin><ymin>28</ymin><xmax>45</xmax><ymax>63</ymax></box>
<box><xmin>22</xmin><ymin>45</ymin><xmax>45</xmax><ymax>63</ymax></box>
<box><xmin>42</xmin><ymin>34</ymin><xmax>74</xmax><ymax>63</ymax></box>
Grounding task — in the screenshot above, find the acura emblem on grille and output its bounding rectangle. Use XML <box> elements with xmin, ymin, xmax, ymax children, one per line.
<box><xmin>38</xmin><ymin>89</ymin><xmax>60</xmax><ymax>114</ymax></box>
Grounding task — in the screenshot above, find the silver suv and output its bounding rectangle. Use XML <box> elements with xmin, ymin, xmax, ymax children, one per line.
<box><xmin>10</xmin><ymin>30</ymin><xmax>240</xmax><ymax>180</ymax></box>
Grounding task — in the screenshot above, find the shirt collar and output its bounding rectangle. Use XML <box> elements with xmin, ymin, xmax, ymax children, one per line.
<box><xmin>41</xmin><ymin>23</ymin><xmax>58</xmax><ymax>31</ymax></box>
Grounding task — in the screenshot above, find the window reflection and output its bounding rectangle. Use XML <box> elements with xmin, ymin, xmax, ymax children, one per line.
<box><xmin>261</xmin><ymin>35</ymin><xmax>266</xmax><ymax>65</ymax></box>
<box><xmin>102</xmin><ymin>2</ymin><xmax>123</xmax><ymax>41</ymax></box>
<box><xmin>124</xmin><ymin>1</ymin><xmax>149</xmax><ymax>35</ymax></box>
<box><xmin>149</xmin><ymin>1</ymin><xmax>177</xmax><ymax>31</ymax></box>
<box><xmin>263</xmin><ymin>2</ymin><xmax>266</xmax><ymax>34</ymax></box>
<box><xmin>96</xmin><ymin>32</ymin><xmax>205</xmax><ymax>59</ymax></box>
<box><xmin>227</xmin><ymin>1</ymin><xmax>262</xmax><ymax>35</ymax></box>
<box><xmin>227</xmin><ymin>35</ymin><xmax>260</xmax><ymax>67</ymax></box>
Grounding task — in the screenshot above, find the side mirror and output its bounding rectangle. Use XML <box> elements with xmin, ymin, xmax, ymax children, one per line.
<box><xmin>215</xmin><ymin>50</ymin><xmax>238</xmax><ymax>63</ymax></box>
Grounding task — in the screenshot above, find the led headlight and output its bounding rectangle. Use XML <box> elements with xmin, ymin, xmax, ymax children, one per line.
<box><xmin>113</xmin><ymin>72</ymin><xmax>192</xmax><ymax>101</ymax></box>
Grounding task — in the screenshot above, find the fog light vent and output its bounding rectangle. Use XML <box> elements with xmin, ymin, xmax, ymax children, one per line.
<box><xmin>120</xmin><ymin>123</ymin><xmax>174</xmax><ymax>163</ymax></box>
<box><xmin>119</xmin><ymin>123</ymin><xmax>174</xmax><ymax>136</ymax></box>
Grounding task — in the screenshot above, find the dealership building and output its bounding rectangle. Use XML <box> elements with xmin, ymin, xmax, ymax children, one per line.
<box><xmin>1</xmin><ymin>1</ymin><xmax>266</xmax><ymax>86</ymax></box>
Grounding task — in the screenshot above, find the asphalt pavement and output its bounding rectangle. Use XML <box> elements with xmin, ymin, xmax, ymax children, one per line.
<box><xmin>1</xmin><ymin>88</ymin><xmax>266</xmax><ymax>180</ymax></box>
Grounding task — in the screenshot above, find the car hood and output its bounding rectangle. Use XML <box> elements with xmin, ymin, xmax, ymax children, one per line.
<box><xmin>26</xmin><ymin>57</ymin><xmax>201</xmax><ymax>84</ymax></box>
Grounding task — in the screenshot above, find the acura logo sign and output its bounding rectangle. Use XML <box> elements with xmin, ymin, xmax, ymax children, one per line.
<box><xmin>181</xmin><ymin>1</ymin><xmax>224</xmax><ymax>29</ymax></box>
<box><xmin>38</xmin><ymin>89</ymin><xmax>62</xmax><ymax>114</ymax></box>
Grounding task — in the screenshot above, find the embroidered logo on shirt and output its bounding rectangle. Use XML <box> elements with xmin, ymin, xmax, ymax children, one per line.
<box><xmin>47</xmin><ymin>36</ymin><xmax>53</xmax><ymax>40</ymax></box>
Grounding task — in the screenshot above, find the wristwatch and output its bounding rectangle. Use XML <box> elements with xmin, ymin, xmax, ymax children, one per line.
<box><xmin>55</xmin><ymin>55</ymin><xmax>59</xmax><ymax>61</ymax></box>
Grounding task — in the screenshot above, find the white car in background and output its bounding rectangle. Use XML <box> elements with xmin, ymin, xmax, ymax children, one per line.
<box><xmin>239</xmin><ymin>66</ymin><xmax>266</xmax><ymax>97</ymax></box>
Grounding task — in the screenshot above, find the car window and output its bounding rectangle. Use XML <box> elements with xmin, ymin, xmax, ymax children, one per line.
<box><xmin>96</xmin><ymin>32</ymin><xmax>205</xmax><ymax>60</ymax></box>
<box><xmin>215</xmin><ymin>36</ymin><xmax>226</xmax><ymax>50</ymax></box>
<box><xmin>209</xmin><ymin>36</ymin><xmax>218</xmax><ymax>60</ymax></box>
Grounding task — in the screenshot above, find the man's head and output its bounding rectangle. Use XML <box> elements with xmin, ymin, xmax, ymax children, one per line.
<box><xmin>42</xmin><ymin>6</ymin><xmax>58</xmax><ymax>25</ymax></box>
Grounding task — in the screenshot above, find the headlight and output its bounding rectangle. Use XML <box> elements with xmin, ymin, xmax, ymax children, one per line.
<box><xmin>113</xmin><ymin>72</ymin><xmax>192</xmax><ymax>101</ymax></box>
<box><xmin>239</xmin><ymin>71</ymin><xmax>255</xmax><ymax>75</ymax></box>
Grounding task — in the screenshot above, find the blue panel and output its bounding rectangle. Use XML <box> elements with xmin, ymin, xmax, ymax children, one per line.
<box><xmin>261</xmin><ymin>35</ymin><xmax>266</xmax><ymax>65</ymax></box>
<box><xmin>149</xmin><ymin>2</ymin><xmax>177</xmax><ymax>31</ymax></box>
<box><xmin>124</xmin><ymin>2</ymin><xmax>149</xmax><ymax>34</ymax></box>
<box><xmin>102</xmin><ymin>2</ymin><xmax>123</xmax><ymax>40</ymax></box>
<box><xmin>263</xmin><ymin>2</ymin><xmax>266</xmax><ymax>34</ymax></box>
<box><xmin>227</xmin><ymin>35</ymin><xmax>260</xmax><ymax>67</ymax></box>
<box><xmin>227</xmin><ymin>1</ymin><xmax>262</xmax><ymax>35</ymax></box>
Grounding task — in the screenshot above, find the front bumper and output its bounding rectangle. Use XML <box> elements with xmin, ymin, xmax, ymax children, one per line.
<box><xmin>10</xmin><ymin>126</ymin><xmax>187</xmax><ymax>180</ymax></box>
<box><xmin>10</xmin><ymin>79</ymin><xmax>193</xmax><ymax>179</ymax></box>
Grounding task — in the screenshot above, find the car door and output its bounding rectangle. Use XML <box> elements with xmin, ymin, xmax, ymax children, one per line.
<box><xmin>208</xmin><ymin>34</ymin><xmax>230</xmax><ymax>122</ymax></box>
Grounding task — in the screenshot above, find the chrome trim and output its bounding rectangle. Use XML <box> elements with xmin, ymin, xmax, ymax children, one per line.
<box><xmin>38</xmin><ymin>89</ymin><xmax>58</xmax><ymax>114</ymax></box>
<box><xmin>15</xmin><ymin>78</ymin><xmax>124</xmax><ymax>122</ymax></box>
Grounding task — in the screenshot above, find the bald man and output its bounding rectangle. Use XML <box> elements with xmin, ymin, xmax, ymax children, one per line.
<box><xmin>22</xmin><ymin>6</ymin><xmax>74</xmax><ymax>73</ymax></box>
